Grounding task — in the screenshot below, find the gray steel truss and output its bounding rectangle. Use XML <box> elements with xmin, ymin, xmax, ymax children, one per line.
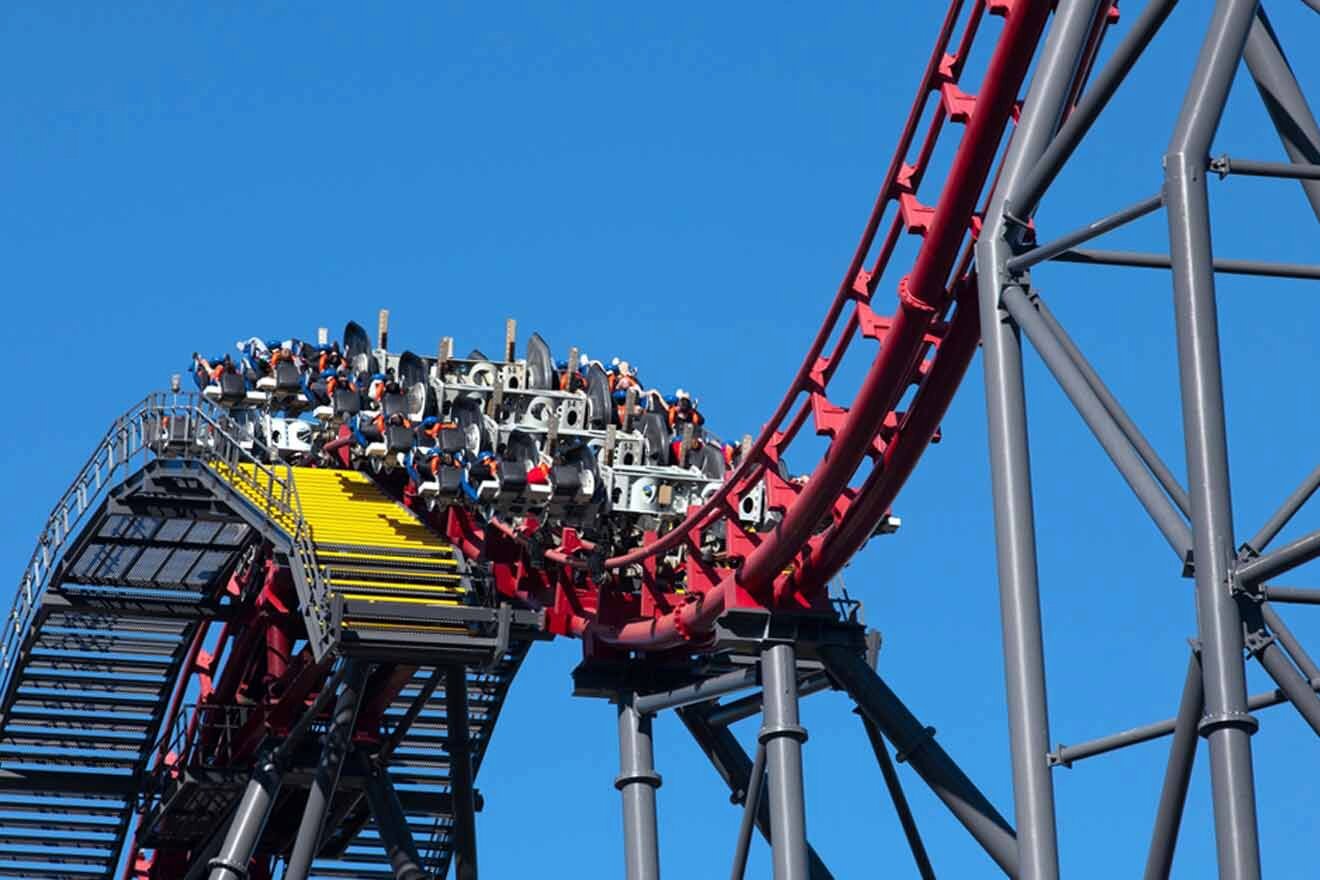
<box><xmin>975</xmin><ymin>0</ymin><xmax>1320</xmax><ymax>877</ymax></box>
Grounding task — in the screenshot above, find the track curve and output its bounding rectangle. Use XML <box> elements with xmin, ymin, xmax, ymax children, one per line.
<box><xmin>522</xmin><ymin>0</ymin><xmax>1062</xmax><ymax>650</ymax></box>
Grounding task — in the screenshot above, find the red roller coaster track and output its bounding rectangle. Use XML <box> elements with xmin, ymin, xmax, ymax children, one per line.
<box><xmin>454</xmin><ymin>0</ymin><xmax>1098</xmax><ymax>652</ymax></box>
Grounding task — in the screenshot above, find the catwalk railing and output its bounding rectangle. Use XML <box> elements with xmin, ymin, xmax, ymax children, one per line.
<box><xmin>0</xmin><ymin>391</ymin><xmax>331</xmax><ymax>699</ymax></box>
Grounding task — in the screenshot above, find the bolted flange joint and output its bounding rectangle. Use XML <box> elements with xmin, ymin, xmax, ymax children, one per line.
<box><xmin>1198</xmin><ymin>710</ymin><xmax>1259</xmax><ymax>738</ymax></box>
<box><xmin>758</xmin><ymin>720</ymin><xmax>808</xmax><ymax>746</ymax></box>
<box><xmin>614</xmin><ymin>768</ymin><xmax>662</xmax><ymax>791</ymax></box>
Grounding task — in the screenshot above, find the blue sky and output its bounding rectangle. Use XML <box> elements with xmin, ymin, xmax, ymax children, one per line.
<box><xmin>4</xmin><ymin>2</ymin><xmax>1320</xmax><ymax>877</ymax></box>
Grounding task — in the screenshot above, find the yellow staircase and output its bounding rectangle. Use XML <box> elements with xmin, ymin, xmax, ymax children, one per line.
<box><xmin>210</xmin><ymin>464</ymin><xmax>469</xmax><ymax>635</ymax></box>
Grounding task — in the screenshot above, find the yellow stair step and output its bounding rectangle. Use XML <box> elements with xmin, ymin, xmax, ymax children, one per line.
<box><xmin>328</xmin><ymin>579</ymin><xmax>465</xmax><ymax>594</ymax></box>
<box><xmin>338</xmin><ymin>593</ymin><xmax>463</xmax><ymax>607</ymax></box>
<box><xmin>316</xmin><ymin>550</ymin><xmax>455</xmax><ymax>566</ymax></box>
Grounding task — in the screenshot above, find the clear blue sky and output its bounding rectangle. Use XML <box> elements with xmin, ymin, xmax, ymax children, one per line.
<box><xmin>4</xmin><ymin>2</ymin><xmax>1320</xmax><ymax>877</ymax></box>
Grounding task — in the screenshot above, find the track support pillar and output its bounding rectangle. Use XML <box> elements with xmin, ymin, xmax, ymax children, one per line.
<box><xmin>616</xmin><ymin>699</ymin><xmax>662</xmax><ymax>880</ymax></box>
<box><xmin>1166</xmin><ymin>2</ymin><xmax>1264</xmax><ymax>877</ymax></box>
<box><xmin>975</xmin><ymin>1</ymin><xmax>1112</xmax><ymax>876</ymax></box>
<box><xmin>761</xmin><ymin>642</ymin><xmax>809</xmax><ymax>880</ymax></box>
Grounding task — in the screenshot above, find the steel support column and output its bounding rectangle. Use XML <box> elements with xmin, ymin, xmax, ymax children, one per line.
<box><xmin>1143</xmin><ymin>648</ymin><xmax>1204</xmax><ymax>880</ymax></box>
<box><xmin>1165</xmin><ymin>2</ymin><xmax>1263</xmax><ymax>876</ymax></box>
<box><xmin>362</xmin><ymin>762</ymin><xmax>428</xmax><ymax>880</ymax></box>
<box><xmin>284</xmin><ymin>659</ymin><xmax>370</xmax><ymax>880</ymax></box>
<box><xmin>616</xmin><ymin>700</ymin><xmax>661</xmax><ymax>880</ymax></box>
<box><xmin>1243</xmin><ymin>6</ymin><xmax>1320</xmax><ymax>222</ymax></box>
<box><xmin>975</xmin><ymin>2</ymin><xmax>1106</xmax><ymax>877</ymax></box>
<box><xmin>448</xmin><ymin>665</ymin><xmax>479</xmax><ymax>880</ymax></box>
<box><xmin>207</xmin><ymin>755</ymin><xmax>282</xmax><ymax>880</ymax></box>
<box><xmin>761</xmin><ymin>643</ymin><xmax>809</xmax><ymax>880</ymax></box>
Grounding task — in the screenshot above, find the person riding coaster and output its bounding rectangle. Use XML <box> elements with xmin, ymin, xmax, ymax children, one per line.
<box><xmin>410</xmin><ymin>449</ymin><xmax>481</xmax><ymax>504</ymax></box>
<box><xmin>349</xmin><ymin>410</ymin><xmax>414</xmax><ymax>467</ymax></box>
<box><xmin>666</xmin><ymin>389</ymin><xmax>704</xmax><ymax>430</ymax></box>
<box><xmin>612</xmin><ymin>388</ymin><xmax>645</xmax><ymax>429</ymax></box>
<box><xmin>310</xmin><ymin>364</ymin><xmax>362</xmax><ymax>422</ymax></box>
<box><xmin>556</xmin><ymin>359</ymin><xmax>588</xmax><ymax>393</ymax></box>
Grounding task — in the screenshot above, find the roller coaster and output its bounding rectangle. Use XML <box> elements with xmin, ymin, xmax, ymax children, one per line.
<box><xmin>7</xmin><ymin>1</ymin><xmax>1320</xmax><ymax>878</ymax></box>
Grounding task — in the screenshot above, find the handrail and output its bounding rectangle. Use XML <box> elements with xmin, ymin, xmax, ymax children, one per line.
<box><xmin>2</xmin><ymin>392</ymin><xmax>164</xmax><ymax>692</ymax></box>
<box><xmin>1</xmin><ymin>391</ymin><xmax>333</xmax><ymax>697</ymax></box>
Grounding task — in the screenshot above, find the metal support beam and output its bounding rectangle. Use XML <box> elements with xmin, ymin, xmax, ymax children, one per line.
<box><xmin>1262</xmin><ymin>584</ymin><xmax>1320</xmax><ymax>605</ymax></box>
<box><xmin>1052</xmin><ymin>247</ymin><xmax>1320</xmax><ymax>279</ymax></box>
<box><xmin>1211</xmin><ymin>155</ymin><xmax>1320</xmax><ymax>180</ymax></box>
<box><xmin>976</xmin><ymin>5</ymin><xmax>1110</xmax><ymax>876</ymax></box>
<box><xmin>1242</xmin><ymin>6</ymin><xmax>1320</xmax><ymax>221</ymax></box>
<box><xmin>1237</xmin><ymin>528</ymin><xmax>1320</xmax><ymax>585</ymax></box>
<box><xmin>730</xmin><ymin>742</ymin><xmax>767</xmax><ymax>880</ymax></box>
<box><xmin>761</xmin><ymin>643</ymin><xmax>810</xmax><ymax>880</ymax></box>
<box><xmin>634</xmin><ymin>667</ymin><xmax>759</xmax><ymax>715</ymax></box>
<box><xmin>857</xmin><ymin>712</ymin><xmax>936</xmax><ymax>880</ymax></box>
<box><xmin>207</xmin><ymin>755</ymin><xmax>282</xmax><ymax>880</ymax></box>
<box><xmin>1165</xmin><ymin>5</ymin><xmax>1264</xmax><ymax>876</ymax></box>
<box><xmin>1001</xmin><ymin>287</ymin><xmax>1194</xmax><ymax>558</ymax></box>
<box><xmin>820</xmin><ymin>644</ymin><xmax>1018</xmax><ymax>875</ymax></box>
<box><xmin>1053</xmin><ymin>676</ymin><xmax>1320</xmax><ymax>766</ymax></box>
<box><xmin>1034</xmin><ymin>297</ymin><xmax>1190</xmax><ymax>515</ymax></box>
<box><xmin>616</xmin><ymin>700</ymin><xmax>662</xmax><ymax>880</ymax></box>
<box><xmin>704</xmin><ymin>673</ymin><xmax>832</xmax><ymax>728</ymax></box>
<box><xmin>676</xmin><ymin>706</ymin><xmax>835</xmax><ymax>880</ymax></box>
<box><xmin>1013</xmin><ymin>0</ymin><xmax>1180</xmax><ymax>214</ymax></box>
<box><xmin>1143</xmin><ymin>649</ymin><xmax>1204</xmax><ymax>880</ymax></box>
<box><xmin>1006</xmin><ymin>193</ymin><xmax>1164</xmax><ymax>274</ymax></box>
<box><xmin>1259</xmin><ymin>601</ymin><xmax>1320</xmax><ymax>681</ymax></box>
<box><xmin>1242</xmin><ymin>604</ymin><xmax>1320</xmax><ymax>737</ymax></box>
<box><xmin>362</xmin><ymin>762</ymin><xmax>428</xmax><ymax>880</ymax></box>
<box><xmin>1246</xmin><ymin>461</ymin><xmax>1320</xmax><ymax>553</ymax></box>
<box><xmin>448</xmin><ymin>666</ymin><xmax>479</xmax><ymax>880</ymax></box>
<box><xmin>284</xmin><ymin>659</ymin><xmax>370</xmax><ymax>880</ymax></box>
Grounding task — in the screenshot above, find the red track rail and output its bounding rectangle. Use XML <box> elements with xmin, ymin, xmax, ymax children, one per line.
<box><xmin>461</xmin><ymin>0</ymin><xmax>1063</xmax><ymax>650</ymax></box>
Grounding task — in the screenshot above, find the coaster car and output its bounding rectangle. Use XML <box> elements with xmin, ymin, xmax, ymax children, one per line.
<box><xmin>202</xmin><ymin>372</ymin><xmax>264</xmax><ymax>407</ymax></box>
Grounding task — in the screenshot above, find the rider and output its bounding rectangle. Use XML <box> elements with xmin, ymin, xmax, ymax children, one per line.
<box><xmin>613</xmin><ymin>388</ymin><xmax>643</xmax><ymax>428</ymax></box>
<box><xmin>610</xmin><ymin>359</ymin><xmax>640</xmax><ymax>394</ymax></box>
<box><xmin>666</xmin><ymin>389</ymin><xmax>704</xmax><ymax>431</ymax></box>
<box><xmin>557</xmin><ymin>360</ymin><xmax>588</xmax><ymax>393</ymax></box>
